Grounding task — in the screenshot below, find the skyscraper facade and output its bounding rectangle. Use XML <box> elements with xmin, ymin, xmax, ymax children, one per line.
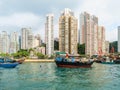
<box><xmin>45</xmin><ymin>14</ymin><xmax>54</xmax><ymax>56</ymax></box>
<box><xmin>33</xmin><ymin>34</ymin><xmax>41</xmax><ymax>48</ymax></box>
<box><xmin>28</xmin><ymin>31</ymin><xmax>34</xmax><ymax>49</ymax></box>
<box><xmin>118</xmin><ymin>26</ymin><xmax>120</xmax><ymax>52</ymax></box>
<box><xmin>105</xmin><ymin>41</ymin><xmax>109</xmax><ymax>54</ymax></box>
<box><xmin>0</xmin><ymin>31</ymin><xmax>19</xmax><ymax>54</ymax></box>
<box><xmin>80</xmin><ymin>12</ymin><xmax>105</xmax><ymax>56</ymax></box>
<box><xmin>59</xmin><ymin>8</ymin><xmax>78</xmax><ymax>54</ymax></box>
<box><xmin>0</xmin><ymin>31</ymin><xmax>9</xmax><ymax>53</ymax></box>
<box><xmin>0</xmin><ymin>34</ymin><xmax>2</xmax><ymax>52</ymax></box>
<box><xmin>21</xmin><ymin>28</ymin><xmax>33</xmax><ymax>49</ymax></box>
<box><xmin>97</xmin><ymin>26</ymin><xmax>106</xmax><ymax>55</ymax></box>
<box><xmin>9</xmin><ymin>32</ymin><xmax>19</xmax><ymax>53</ymax></box>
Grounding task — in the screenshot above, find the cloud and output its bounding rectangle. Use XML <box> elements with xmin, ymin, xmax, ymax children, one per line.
<box><xmin>0</xmin><ymin>0</ymin><xmax>80</xmax><ymax>15</ymax></box>
<box><xmin>0</xmin><ymin>12</ymin><xmax>43</xmax><ymax>27</ymax></box>
<box><xmin>0</xmin><ymin>0</ymin><xmax>120</xmax><ymax>42</ymax></box>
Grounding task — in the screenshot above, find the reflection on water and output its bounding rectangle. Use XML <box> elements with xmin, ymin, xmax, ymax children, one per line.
<box><xmin>0</xmin><ymin>63</ymin><xmax>120</xmax><ymax>90</ymax></box>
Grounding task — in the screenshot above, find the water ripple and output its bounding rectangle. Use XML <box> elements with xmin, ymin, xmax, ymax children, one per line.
<box><xmin>0</xmin><ymin>63</ymin><xmax>120</xmax><ymax>90</ymax></box>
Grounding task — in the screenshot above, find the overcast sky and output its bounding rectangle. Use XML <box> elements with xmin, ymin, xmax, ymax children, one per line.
<box><xmin>0</xmin><ymin>0</ymin><xmax>119</xmax><ymax>42</ymax></box>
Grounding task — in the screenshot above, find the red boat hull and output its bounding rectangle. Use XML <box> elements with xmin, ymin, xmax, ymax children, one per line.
<box><xmin>55</xmin><ymin>61</ymin><xmax>93</xmax><ymax>68</ymax></box>
<box><xmin>57</xmin><ymin>64</ymin><xmax>92</xmax><ymax>68</ymax></box>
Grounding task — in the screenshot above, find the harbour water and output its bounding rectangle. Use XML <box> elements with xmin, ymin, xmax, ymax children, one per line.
<box><xmin>0</xmin><ymin>62</ymin><xmax>120</xmax><ymax>90</ymax></box>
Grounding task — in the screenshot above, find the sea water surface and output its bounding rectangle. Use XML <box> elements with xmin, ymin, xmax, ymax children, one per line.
<box><xmin>0</xmin><ymin>62</ymin><xmax>120</xmax><ymax>90</ymax></box>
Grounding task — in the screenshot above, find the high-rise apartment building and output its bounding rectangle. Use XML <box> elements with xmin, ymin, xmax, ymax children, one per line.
<box><xmin>45</xmin><ymin>14</ymin><xmax>54</xmax><ymax>56</ymax></box>
<box><xmin>9</xmin><ymin>32</ymin><xmax>19</xmax><ymax>53</ymax></box>
<box><xmin>118</xmin><ymin>26</ymin><xmax>120</xmax><ymax>52</ymax></box>
<box><xmin>98</xmin><ymin>26</ymin><xmax>106</xmax><ymax>55</ymax></box>
<box><xmin>21</xmin><ymin>28</ymin><xmax>33</xmax><ymax>49</ymax></box>
<box><xmin>0</xmin><ymin>34</ymin><xmax>2</xmax><ymax>53</ymax></box>
<box><xmin>59</xmin><ymin>8</ymin><xmax>78</xmax><ymax>54</ymax></box>
<box><xmin>28</xmin><ymin>31</ymin><xmax>34</xmax><ymax>49</ymax></box>
<box><xmin>105</xmin><ymin>41</ymin><xmax>109</xmax><ymax>54</ymax></box>
<box><xmin>33</xmin><ymin>34</ymin><xmax>41</xmax><ymax>48</ymax></box>
<box><xmin>80</xmin><ymin>12</ymin><xmax>105</xmax><ymax>56</ymax></box>
<box><xmin>0</xmin><ymin>31</ymin><xmax>10</xmax><ymax>53</ymax></box>
<box><xmin>0</xmin><ymin>31</ymin><xmax>19</xmax><ymax>54</ymax></box>
<box><xmin>34</xmin><ymin>34</ymin><xmax>41</xmax><ymax>47</ymax></box>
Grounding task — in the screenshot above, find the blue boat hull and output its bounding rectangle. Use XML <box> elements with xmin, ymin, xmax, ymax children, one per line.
<box><xmin>0</xmin><ymin>63</ymin><xmax>19</xmax><ymax>68</ymax></box>
<box><xmin>101</xmin><ymin>62</ymin><xmax>115</xmax><ymax>64</ymax></box>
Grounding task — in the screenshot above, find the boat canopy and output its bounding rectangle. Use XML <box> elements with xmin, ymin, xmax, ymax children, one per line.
<box><xmin>55</xmin><ymin>52</ymin><xmax>66</xmax><ymax>55</ymax></box>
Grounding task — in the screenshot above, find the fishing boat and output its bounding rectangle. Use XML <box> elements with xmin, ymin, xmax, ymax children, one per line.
<box><xmin>112</xmin><ymin>55</ymin><xmax>120</xmax><ymax>64</ymax></box>
<box><xmin>101</xmin><ymin>47</ymin><xmax>115</xmax><ymax>64</ymax></box>
<box><xmin>55</xmin><ymin>52</ymin><xmax>94</xmax><ymax>68</ymax></box>
<box><xmin>55</xmin><ymin>60</ymin><xmax>94</xmax><ymax>68</ymax></box>
<box><xmin>0</xmin><ymin>62</ymin><xmax>19</xmax><ymax>68</ymax></box>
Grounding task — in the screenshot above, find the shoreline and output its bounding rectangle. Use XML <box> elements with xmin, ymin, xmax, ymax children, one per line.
<box><xmin>24</xmin><ymin>59</ymin><xmax>55</xmax><ymax>63</ymax></box>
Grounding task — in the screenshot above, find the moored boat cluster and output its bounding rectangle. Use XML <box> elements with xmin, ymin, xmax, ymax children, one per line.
<box><xmin>92</xmin><ymin>54</ymin><xmax>120</xmax><ymax>64</ymax></box>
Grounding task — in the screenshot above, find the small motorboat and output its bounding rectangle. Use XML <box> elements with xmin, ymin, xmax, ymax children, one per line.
<box><xmin>114</xmin><ymin>59</ymin><xmax>120</xmax><ymax>64</ymax></box>
<box><xmin>0</xmin><ymin>62</ymin><xmax>19</xmax><ymax>68</ymax></box>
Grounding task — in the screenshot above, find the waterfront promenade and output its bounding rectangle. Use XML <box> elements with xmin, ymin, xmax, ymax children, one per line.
<box><xmin>24</xmin><ymin>59</ymin><xmax>55</xmax><ymax>63</ymax></box>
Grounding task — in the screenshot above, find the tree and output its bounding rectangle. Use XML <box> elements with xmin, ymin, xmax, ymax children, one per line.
<box><xmin>0</xmin><ymin>53</ymin><xmax>10</xmax><ymax>57</ymax></box>
<box><xmin>78</xmin><ymin>43</ymin><xmax>85</xmax><ymax>54</ymax></box>
<box><xmin>41</xmin><ymin>43</ymin><xmax>46</xmax><ymax>47</ymax></box>
<box><xmin>37</xmin><ymin>53</ymin><xmax>45</xmax><ymax>59</ymax></box>
<box><xmin>48</xmin><ymin>55</ymin><xmax>55</xmax><ymax>59</ymax></box>
<box><xmin>12</xmin><ymin>49</ymin><xmax>30</xmax><ymax>58</ymax></box>
<box><xmin>54</xmin><ymin>40</ymin><xmax>59</xmax><ymax>50</ymax></box>
<box><xmin>29</xmin><ymin>48</ymin><xmax>34</xmax><ymax>52</ymax></box>
<box><xmin>109</xmin><ymin>41</ymin><xmax>118</xmax><ymax>53</ymax></box>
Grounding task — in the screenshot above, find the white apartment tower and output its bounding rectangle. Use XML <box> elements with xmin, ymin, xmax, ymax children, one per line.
<box><xmin>0</xmin><ymin>34</ymin><xmax>2</xmax><ymax>53</ymax></box>
<box><xmin>118</xmin><ymin>26</ymin><xmax>120</xmax><ymax>52</ymax></box>
<box><xmin>45</xmin><ymin>14</ymin><xmax>54</xmax><ymax>56</ymax></box>
<box><xmin>21</xmin><ymin>28</ymin><xmax>33</xmax><ymax>49</ymax></box>
<box><xmin>33</xmin><ymin>34</ymin><xmax>41</xmax><ymax>48</ymax></box>
<box><xmin>0</xmin><ymin>31</ymin><xmax>10</xmax><ymax>53</ymax></box>
<box><xmin>33</xmin><ymin>37</ymin><xmax>39</xmax><ymax>48</ymax></box>
<box><xmin>9</xmin><ymin>32</ymin><xmax>19</xmax><ymax>53</ymax></box>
